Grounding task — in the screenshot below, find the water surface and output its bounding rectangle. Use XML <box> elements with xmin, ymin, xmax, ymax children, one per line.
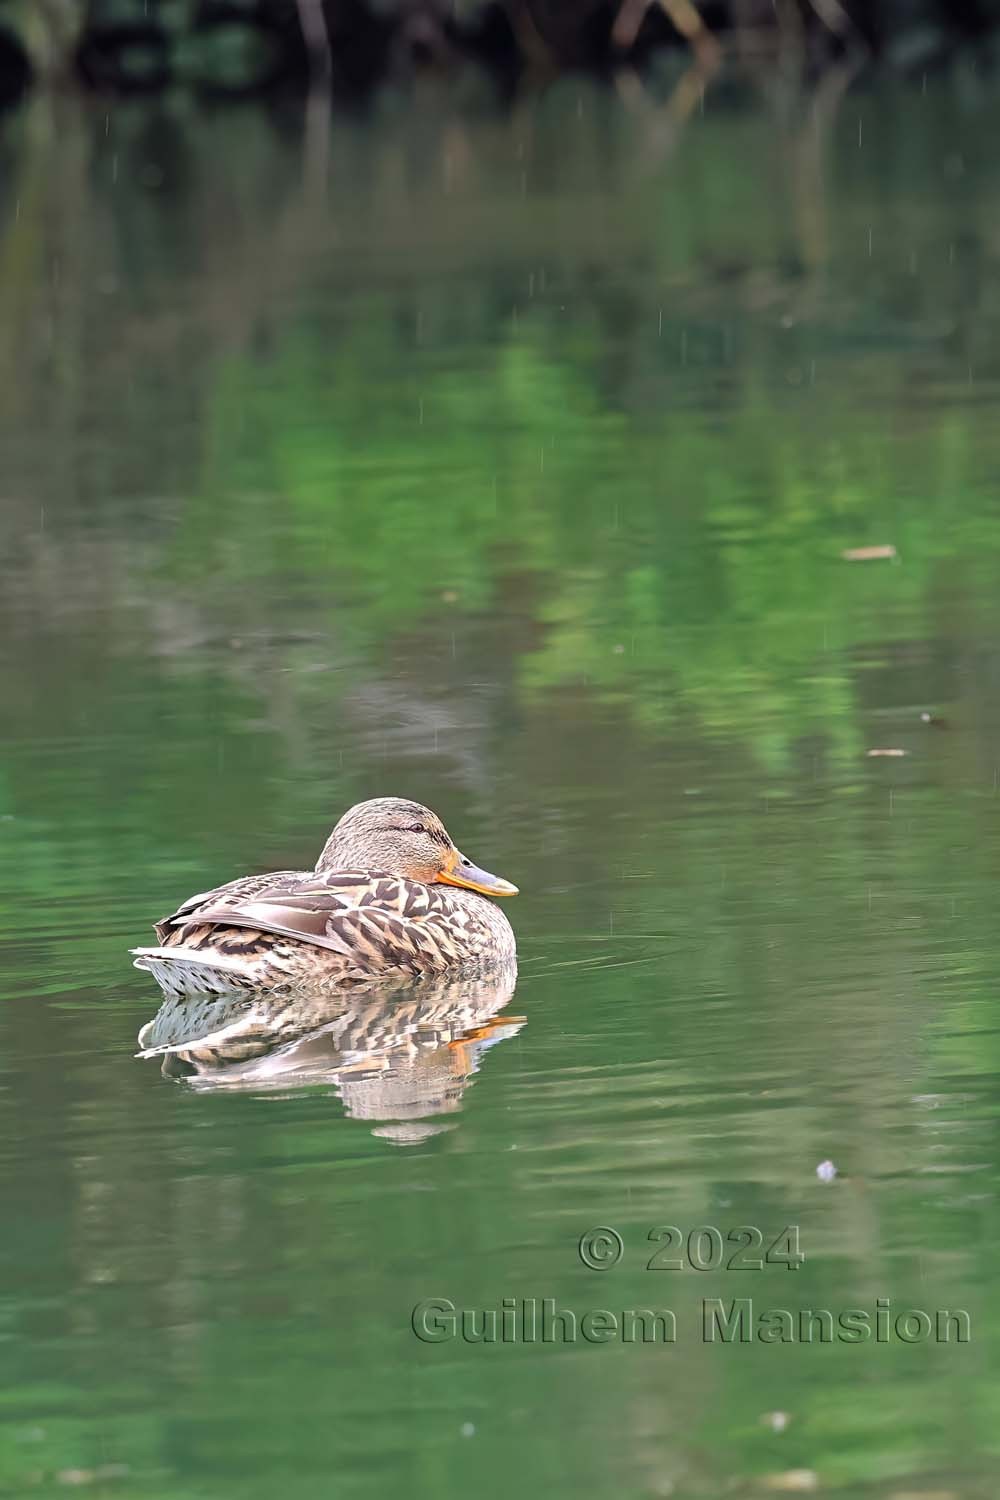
<box><xmin>3</xmin><ymin>73</ymin><xmax>1000</xmax><ymax>1498</ymax></box>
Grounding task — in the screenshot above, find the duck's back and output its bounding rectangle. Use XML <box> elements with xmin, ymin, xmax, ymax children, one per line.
<box><xmin>133</xmin><ymin>867</ymin><xmax>516</xmax><ymax>997</ymax></box>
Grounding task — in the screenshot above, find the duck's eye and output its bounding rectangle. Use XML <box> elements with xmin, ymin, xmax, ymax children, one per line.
<box><xmin>408</xmin><ymin>823</ymin><xmax>426</xmax><ymax>834</ymax></box>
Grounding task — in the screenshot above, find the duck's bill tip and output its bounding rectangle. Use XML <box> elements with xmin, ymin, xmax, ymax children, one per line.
<box><xmin>439</xmin><ymin>858</ymin><xmax>518</xmax><ymax>898</ymax></box>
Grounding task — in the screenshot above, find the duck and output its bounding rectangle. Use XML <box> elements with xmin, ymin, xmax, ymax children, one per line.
<box><xmin>131</xmin><ymin>797</ymin><xmax>518</xmax><ymax>998</ymax></box>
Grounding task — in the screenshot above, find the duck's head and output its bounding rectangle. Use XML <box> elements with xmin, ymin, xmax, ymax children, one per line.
<box><xmin>315</xmin><ymin>797</ymin><xmax>518</xmax><ymax>899</ymax></box>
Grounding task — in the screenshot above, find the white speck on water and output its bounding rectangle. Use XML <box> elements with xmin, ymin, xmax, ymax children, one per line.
<box><xmin>461</xmin><ymin>1422</ymin><xmax>476</xmax><ymax>1438</ymax></box>
<box><xmin>816</xmin><ymin>1160</ymin><xmax>838</xmax><ymax>1183</ymax></box>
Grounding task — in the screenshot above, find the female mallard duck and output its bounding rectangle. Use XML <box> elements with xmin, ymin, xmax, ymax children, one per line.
<box><xmin>131</xmin><ymin>797</ymin><xmax>517</xmax><ymax>998</ymax></box>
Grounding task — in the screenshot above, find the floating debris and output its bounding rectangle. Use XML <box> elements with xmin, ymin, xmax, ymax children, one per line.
<box><xmin>841</xmin><ymin>545</ymin><xmax>897</xmax><ymax>561</ymax></box>
<box><xmin>887</xmin><ymin>1490</ymin><xmax>957</xmax><ymax>1500</ymax></box>
<box><xmin>919</xmin><ymin>711</ymin><xmax>947</xmax><ymax>727</ymax></box>
<box><xmin>460</xmin><ymin>1422</ymin><xmax>476</xmax><ymax>1438</ymax></box>
<box><xmin>866</xmin><ymin>748</ymin><xmax>907</xmax><ymax>758</ymax></box>
<box><xmin>760</xmin><ymin>1411</ymin><xmax>792</xmax><ymax>1433</ymax></box>
<box><xmin>57</xmin><ymin>1468</ymin><xmax>130</xmax><ymax>1487</ymax></box>
<box><xmin>762</xmin><ymin>1471</ymin><xmax>819</xmax><ymax>1493</ymax></box>
<box><xmin>816</xmin><ymin>1160</ymin><xmax>838</xmax><ymax>1182</ymax></box>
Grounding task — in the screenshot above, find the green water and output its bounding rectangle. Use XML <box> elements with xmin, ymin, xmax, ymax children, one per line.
<box><xmin>3</xmin><ymin>71</ymin><xmax>1000</xmax><ymax>1498</ymax></box>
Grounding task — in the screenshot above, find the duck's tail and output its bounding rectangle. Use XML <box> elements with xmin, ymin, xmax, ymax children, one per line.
<box><xmin>131</xmin><ymin>945</ymin><xmax>254</xmax><ymax>998</ymax></box>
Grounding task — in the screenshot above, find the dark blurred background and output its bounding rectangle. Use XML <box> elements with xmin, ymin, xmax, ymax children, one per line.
<box><xmin>3</xmin><ymin>0</ymin><xmax>1000</xmax><ymax>108</ymax></box>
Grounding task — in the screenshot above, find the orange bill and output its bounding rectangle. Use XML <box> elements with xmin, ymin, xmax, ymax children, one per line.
<box><xmin>438</xmin><ymin>849</ymin><xmax>518</xmax><ymax>897</ymax></box>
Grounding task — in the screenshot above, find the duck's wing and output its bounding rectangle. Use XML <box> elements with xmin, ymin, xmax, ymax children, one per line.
<box><xmin>166</xmin><ymin>871</ymin><xmax>459</xmax><ymax>972</ymax></box>
<box><xmin>153</xmin><ymin>869</ymin><xmax>308</xmax><ymax>942</ymax></box>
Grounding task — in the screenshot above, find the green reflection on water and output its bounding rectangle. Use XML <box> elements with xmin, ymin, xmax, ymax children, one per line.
<box><xmin>2</xmin><ymin>75</ymin><xmax>1000</xmax><ymax>1499</ymax></box>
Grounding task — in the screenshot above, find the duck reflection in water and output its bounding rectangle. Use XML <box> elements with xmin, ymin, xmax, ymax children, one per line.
<box><xmin>135</xmin><ymin>963</ymin><xmax>523</xmax><ymax>1144</ymax></box>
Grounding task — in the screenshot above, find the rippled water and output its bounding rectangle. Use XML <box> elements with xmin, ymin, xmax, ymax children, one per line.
<box><xmin>3</xmin><ymin>72</ymin><xmax>1000</xmax><ymax>1498</ymax></box>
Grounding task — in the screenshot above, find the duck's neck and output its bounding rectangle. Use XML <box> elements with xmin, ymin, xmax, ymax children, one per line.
<box><xmin>315</xmin><ymin>830</ymin><xmax>386</xmax><ymax>872</ymax></box>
